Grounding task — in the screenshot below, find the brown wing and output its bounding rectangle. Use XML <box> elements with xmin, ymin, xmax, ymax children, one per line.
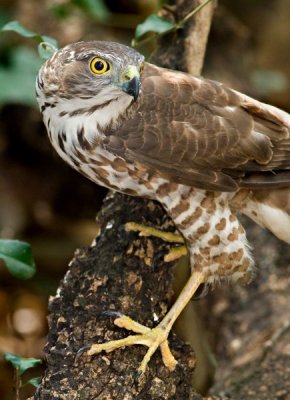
<box><xmin>104</xmin><ymin>63</ymin><xmax>290</xmax><ymax>191</ymax></box>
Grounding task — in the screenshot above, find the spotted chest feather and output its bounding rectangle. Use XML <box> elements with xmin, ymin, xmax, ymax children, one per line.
<box><xmin>157</xmin><ymin>185</ymin><xmax>254</xmax><ymax>284</ymax></box>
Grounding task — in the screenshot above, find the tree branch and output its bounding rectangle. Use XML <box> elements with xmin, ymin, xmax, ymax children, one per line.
<box><xmin>32</xmin><ymin>194</ymin><xmax>201</xmax><ymax>399</ymax></box>
<box><xmin>151</xmin><ymin>0</ymin><xmax>216</xmax><ymax>75</ymax></box>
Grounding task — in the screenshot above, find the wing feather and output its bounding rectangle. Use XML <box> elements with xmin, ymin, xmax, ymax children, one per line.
<box><xmin>104</xmin><ymin>63</ymin><xmax>290</xmax><ymax>191</ymax></box>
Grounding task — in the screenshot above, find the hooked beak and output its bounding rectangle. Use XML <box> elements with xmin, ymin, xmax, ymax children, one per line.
<box><xmin>121</xmin><ymin>66</ymin><xmax>140</xmax><ymax>102</ymax></box>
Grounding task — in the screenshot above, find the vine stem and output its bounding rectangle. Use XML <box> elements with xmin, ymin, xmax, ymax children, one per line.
<box><xmin>15</xmin><ymin>368</ymin><xmax>21</xmax><ymax>400</ymax></box>
<box><xmin>132</xmin><ymin>0</ymin><xmax>214</xmax><ymax>48</ymax></box>
<box><xmin>176</xmin><ymin>0</ymin><xmax>213</xmax><ymax>28</ymax></box>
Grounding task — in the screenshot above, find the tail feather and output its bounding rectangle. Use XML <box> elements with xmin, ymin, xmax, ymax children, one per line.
<box><xmin>239</xmin><ymin>188</ymin><xmax>290</xmax><ymax>244</ymax></box>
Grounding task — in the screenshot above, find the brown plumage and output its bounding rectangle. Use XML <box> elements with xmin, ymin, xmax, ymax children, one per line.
<box><xmin>36</xmin><ymin>41</ymin><xmax>290</xmax><ymax>373</ymax></box>
<box><xmin>105</xmin><ymin>63</ymin><xmax>290</xmax><ymax>191</ymax></box>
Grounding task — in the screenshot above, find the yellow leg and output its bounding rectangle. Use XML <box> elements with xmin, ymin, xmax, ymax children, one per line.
<box><xmin>85</xmin><ymin>271</ymin><xmax>205</xmax><ymax>373</ymax></box>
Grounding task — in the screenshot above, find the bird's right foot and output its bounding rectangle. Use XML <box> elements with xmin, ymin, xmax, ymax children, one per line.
<box><xmin>125</xmin><ymin>222</ymin><xmax>187</xmax><ymax>262</ymax></box>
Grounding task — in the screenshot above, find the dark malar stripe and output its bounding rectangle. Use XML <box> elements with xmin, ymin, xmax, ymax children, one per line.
<box><xmin>66</xmin><ymin>97</ymin><xmax>118</xmax><ymax>118</ymax></box>
<box><xmin>86</xmin><ymin>97</ymin><xmax>119</xmax><ymax>115</ymax></box>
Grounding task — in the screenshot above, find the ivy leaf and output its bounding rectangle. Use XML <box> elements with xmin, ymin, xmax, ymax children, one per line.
<box><xmin>0</xmin><ymin>46</ymin><xmax>42</xmax><ymax>106</ymax></box>
<box><xmin>3</xmin><ymin>353</ymin><xmax>42</xmax><ymax>376</ymax></box>
<box><xmin>0</xmin><ymin>239</ymin><xmax>36</xmax><ymax>279</ymax></box>
<box><xmin>1</xmin><ymin>20</ymin><xmax>58</xmax><ymax>48</ymax></box>
<box><xmin>24</xmin><ymin>377</ymin><xmax>42</xmax><ymax>388</ymax></box>
<box><xmin>73</xmin><ymin>0</ymin><xmax>109</xmax><ymax>20</ymax></box>
<box><xmin>251</xmin><ymin>69</ymin><xmax>289</xmax><ymax>96</ymax></box>
<box><xmin>38</xmin><ymin>42</ymin><xmax>58</xmax><ymax>60</ymax></box>
<box><xmin>135</xmin><ymin>15</ymin><xmax>175</xmax><ymax>39</ymax></box>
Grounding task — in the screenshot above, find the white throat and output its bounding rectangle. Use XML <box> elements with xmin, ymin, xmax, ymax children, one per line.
<box><xmin>38</xmin><ymin>89</ymin><xmax>133</xmax><ymax>167</ymax></box>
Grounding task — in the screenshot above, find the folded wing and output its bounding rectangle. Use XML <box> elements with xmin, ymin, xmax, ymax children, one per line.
<box><xmin>104</xmin><ymin>63</ymin><xmax>290</xmax><ymax>191</ymax></box>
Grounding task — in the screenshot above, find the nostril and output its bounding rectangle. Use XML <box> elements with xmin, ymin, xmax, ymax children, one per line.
<box><xmin>123</xmin><ymin>74</ymin><xmax>131</xmax><ymax>82</ymax></box>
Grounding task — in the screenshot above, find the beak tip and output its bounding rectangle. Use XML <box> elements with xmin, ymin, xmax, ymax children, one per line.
<box><xmin>122</xmin><ymin>76</ymin><xmax>140</xmax><ymax>101</ymax></box>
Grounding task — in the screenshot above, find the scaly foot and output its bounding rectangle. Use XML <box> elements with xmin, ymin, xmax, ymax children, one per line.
<box><xmin>87</xmin><ymin>314</ymin><xmax>177</xmax><ymax>373</ymax></box>
<box><xmin>80</xmin><ymin>271</ymin><xmax>205</xmax><ymax>373</ymax></box>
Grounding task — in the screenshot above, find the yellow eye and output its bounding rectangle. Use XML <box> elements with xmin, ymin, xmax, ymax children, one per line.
<box><xmin>90</xmin><ymin>57</ymin><xmax>110</xmax><ymax>74</ymax></box>
<box><xmin>140</xmin><ymin>63</ymin><xmax>145</xmax><ymax>75</ymax></box>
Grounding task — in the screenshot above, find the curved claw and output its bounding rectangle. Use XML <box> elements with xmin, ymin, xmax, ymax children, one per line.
<box><xmin>191</xmin><ymin>283</ymin><xmax>209</xmax><ymax>300</ymax></box>
<box><xmin>101</xmin><ymin>310</ymin><xmax>124</xmax><ymax>319</ymax></box>
<box><xmin>74</xmin><ymin>344</ymin><xmax>91</xmax><ymax>363</ymax></box>
<box><xmin>132</xmin><ymin>368</ymin><xmax>143</xmax><ymax>380</ymax></box>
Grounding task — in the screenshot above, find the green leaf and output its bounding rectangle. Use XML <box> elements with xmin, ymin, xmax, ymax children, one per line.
<box><xmin>0</xmin><ymin>239</ymin><xmax>36</xmax><ymax>279</ymax></box>
<box><xmin>3</xmin><ymin>353</ymin><xmax>42</xmax><ymax>375</ymax></box>
<box><xmin>0</xmin><ymin>46</ymin><xmax>42</xmax><ymax>107</ymax></box>
<box><xmin>1</xmin><ymin>20</ymin><xmax>37</xmax><ymax>37</ymax></box>
<box><xmin>251</xmin><ymin>69</ymin><xmax>289</xmax><ymax>96</ymax></box>
<box><xmin>72</xmin><ymin>0</ymin><xmax>109</xmax><ymax>20</ymax></box>
<box><xmin>1</xmin><ymin>20</ymin><xmax>58</xmax><ymax>48</ymax></box>
<box><xmin>50</xmin><ymin>3</ymin><xmax>71</xmax><ymax>19</ymax></box>
<box><xmin>135</xmin><ymin>15</ymin><xmax>175</xmax><ymax>39</ymax></box>
<box><xmin>38</xmin><ymin>42</ymin><xmax>58</xmax><ymax>60</ymax></box>
<box><xmin>24</xmin><ymin>377</ymin><xmax>42</xmax><ymax>388</ymax></box>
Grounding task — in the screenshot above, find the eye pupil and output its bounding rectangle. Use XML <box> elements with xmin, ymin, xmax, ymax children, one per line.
<box><xmin>95</xmin><ymin>61</ymin><xmax>104</xmax><ymax>71</ymax></box>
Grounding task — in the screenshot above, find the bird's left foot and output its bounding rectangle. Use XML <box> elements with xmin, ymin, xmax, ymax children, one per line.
<box><xmin>79</xmin><ymin>271</ymin><xmax>205</xmax><ymax>373</ymax></box>
<box><xmin>84</xmin><ymin>314</ymin><xmax>177</xmax><ymax>374</ymax></box>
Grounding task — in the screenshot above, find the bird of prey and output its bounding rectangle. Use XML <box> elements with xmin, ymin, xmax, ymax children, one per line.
<box><xmin>36</xmin><ymin>41</ymin><xmax>290</xmax><ymax>373</ymax></box>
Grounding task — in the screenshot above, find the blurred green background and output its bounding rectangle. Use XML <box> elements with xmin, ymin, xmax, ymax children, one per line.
<box><xmin>0</xmin><ymin>0</ymin><xmax>289</xmax><ymax>398</ymax></box>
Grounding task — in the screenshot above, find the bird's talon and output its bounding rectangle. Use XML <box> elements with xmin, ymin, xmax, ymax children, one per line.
<box><xmin>133</xmin><ymin>368</ymin><xmax>144</xmax><ymax>380</ymax></box>
<box><xmin>77</xmin><ymin>344</ymin><xmax>91</xmax><ymax>354</ymax></box>
<box><xmin>74</xmin><ymin>344</ymin><xmax>91</xmax><ymax>363</ymax></box>
<box><xmin>191</xmin><ymin>282</ymin><xmax>209</xmax><ymax>300</ymax></box>
<box><xmin>100</xmin><ymin>310</ymin><xmax>124</xmax><ymax>319</ymax></box>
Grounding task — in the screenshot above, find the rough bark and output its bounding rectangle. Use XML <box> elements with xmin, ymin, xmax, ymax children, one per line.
<box><xmin>30</xmin><ymin>1</ymin><xmax>216</xmax><ymax>399</ymax></box>
<box><xmin>32</xmin><ymin>194</ymin><xmax>199</xmax><ymax>399</ymax></box>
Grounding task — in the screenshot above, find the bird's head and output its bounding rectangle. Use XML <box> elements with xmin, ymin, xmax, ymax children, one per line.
<box><xmin>37</xmin><ymin>41</ymin><xmax>145</xmax><ymax>106</ymax></box>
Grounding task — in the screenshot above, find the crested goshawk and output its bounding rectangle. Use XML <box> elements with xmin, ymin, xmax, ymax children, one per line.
<box><xmin>36</xmin><ymin>41</ymin><xmax>290</xmax><ymax>373</ymax></box>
